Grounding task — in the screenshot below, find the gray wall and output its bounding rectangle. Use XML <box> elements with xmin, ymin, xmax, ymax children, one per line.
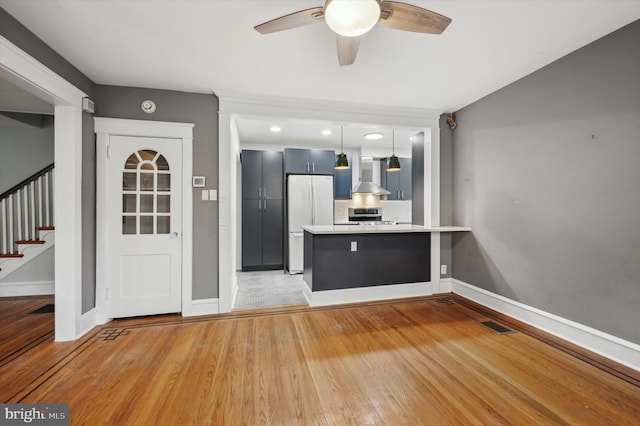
<box><xmin>95</xmin><ymin>85</ymin><xmax>219</xmax><ymax>299</ymax></box>
<box><xmin>451</xmin><ymin>20</ymin><xmax>640</xmax><ymax>344</ymax></box>
<box><xmin>1</xmin><ymin>7</ymin><xmax>97</xmax><ymax>313</ymax></box>
<box><xmin>0</xmin><ymin>113</ymin><xmax>54</xmax><ymax>194</ymax></box>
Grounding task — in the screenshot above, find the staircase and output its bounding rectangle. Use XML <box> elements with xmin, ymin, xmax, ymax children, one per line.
<box><xmin>0</xmin><ymin>164</ymin><xmax>54</xmax><ymax>280</ymax></box>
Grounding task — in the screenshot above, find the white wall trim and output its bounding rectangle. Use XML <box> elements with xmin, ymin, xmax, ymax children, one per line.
<box><xmin>451</xmin><ymin>278</ymin><xmax>640</xmax><ymax>372</ymax></box>
<box><xmin>0</xmin><ymin>36</ymin><xmax>85</xmax><ymax>108</ymax></box>
<box><xmin>437</xmin><ymin>277</ymin><xmax>453</xmax><ymax>293</ymax></box>
<box><xmin>81</xmin><ymin>307</ymin><xmax>98</xmax><ymax>336</ymax></box>
<box><xmin>303</xmin><ymin>281</ymin><xmax>433</xmax><ymax>307</ymax></box>
<box><xmin>0</xmin><ymin>280</ymin><xmax>54</xmax><ymax>297</ymax></box>
<box><xmin>216</xmin><ymin>90</ymin><xmax>442</xmax><ymax>126</ymax></box>
<box><xmin>1</xmin><ymin>35</ymin><xmax>88</xmax><ymax>342</ymax></box>
<box><xmin>94</xmin><ymin>118</ymin><xmax>194</xmax><ymax>138</ymax></box>
<box><xmin>217</xmin><ymin>92</ymin><xmax>441</xmax><ymax>314</ymax></box>
<box><xmin>95</xmin><ymin>118</ymin><xmax>194</xmax><ymax>324</ymax></box>
<box><xmin>182</xmin><ymin>298</ymin><xmax>220</xmax><ymax>317</ymax></box>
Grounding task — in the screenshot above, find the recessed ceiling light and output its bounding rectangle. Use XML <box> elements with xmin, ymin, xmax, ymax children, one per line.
<box><xmin>321</xmin><ymin>129</ymin><xmax>332</xmax><ymax>136</ymax></box>
<box><xmin>365</xmin><ymin>132</ymin><xmax>384</xmax><ymax>140</ymax></box>
<box><xmin>270</xmin><ymin>126</ymin><xmax>281</xmax><ymax>133</ymax></box>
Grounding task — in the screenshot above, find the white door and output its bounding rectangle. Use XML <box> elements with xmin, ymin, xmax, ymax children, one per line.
<box><xmin>106</xmin><ymin>135</ymin><xmax>182</xmax><ymax>318</ymax></box>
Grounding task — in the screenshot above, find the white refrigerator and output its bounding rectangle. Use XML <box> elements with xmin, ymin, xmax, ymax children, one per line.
<box><xmin>287</xmin><ymin>174</ymin><xmax>334</xmax><ymax>273</ymax></box>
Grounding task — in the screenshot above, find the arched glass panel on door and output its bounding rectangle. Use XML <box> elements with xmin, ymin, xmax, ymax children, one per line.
<box><xmin>122</xmin><ymin>149</ymin><xmax>171</xmax><ymax>235</ymax></box>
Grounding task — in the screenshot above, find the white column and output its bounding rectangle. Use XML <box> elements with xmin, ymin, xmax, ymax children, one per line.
<box><xmin>218</xmin><ymin>111</ymin><xmax>233</xmax><ymax>313</ymax></box>
<box><xmin>54</xmin><ymin>105</ymin><xmax>83</xmax><ymax>341</ymax></box>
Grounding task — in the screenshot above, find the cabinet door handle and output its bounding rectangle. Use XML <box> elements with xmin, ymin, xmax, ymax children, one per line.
<box><xmin>264</xmin><ymin>198</ymin><xmax>267</xmax><ymax>210</ymax></box>
<box><xmin>401</xmin><ymin>190</ymin><xmax>404</xmax><ymax>199</ymax></box>
<box><xmin>258</xmin><ymin>187</ymin><xmax>261</xmax><ymax>198</ymax></box>
<box><xmin>258</xmin><ymin>199</ymin><xmax>261</xmax><ymax>210</ymax></box>
<box><xmin>312</xmin><ymin>162</ymin><xmax>315</xmax><ymax>173</ymax></box>
<box><xmin>263</xmin><ymin>187</ymin><xmax>267</xmax><ymax>198</ymax></box>
<box><xmin>306</xmin><ymin>162</ymin><xmax>310</xmax><ymax>173</ymax></box>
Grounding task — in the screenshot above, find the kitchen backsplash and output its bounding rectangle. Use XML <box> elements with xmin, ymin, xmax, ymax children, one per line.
<box><xmin>334</xmin><ymin>199</ymin><xmax>412</xmax><ymax>224</ymax></box>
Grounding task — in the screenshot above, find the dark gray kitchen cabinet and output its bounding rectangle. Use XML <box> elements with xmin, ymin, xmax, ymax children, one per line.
<box><xmin>380</xmin><ymin>157</ymin><xmax>412</xmax><ymax>200</ymax></box>
<box><xmin>242</xmin><ymin>199</ymin><xmax>284</xmax><ymax>269</ymax></box>
<box><xmin>241</xmin><ymin>150</ymin><xmax>284</xmax><ymax>270</ymax></box>
<box><xmin>284</xmin><ymin>148</ymin><xmax>335</xmax><ymax>175</ymax></box>
<box><xmin>334</xmin><ymin>155</ymin><xmax>352</xmax><ymax>199</ymax></box>
<box><xmin>242</xmin><ymin>150</ymin><xmax>283</xmax><ymax>199</ymax></box>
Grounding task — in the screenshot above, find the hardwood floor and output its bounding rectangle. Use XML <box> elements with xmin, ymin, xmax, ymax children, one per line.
<box><xmin>1</xmin><ymin>294</ymin><xmax>639</xmax><ymax>424</ymax></box>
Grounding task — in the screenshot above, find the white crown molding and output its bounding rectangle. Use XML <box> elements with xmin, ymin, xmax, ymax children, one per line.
<box><xmin>215</xmin><ymin>90</ymin><xmax>442</xmax><ymax>126</ymax></box>
<box><xmin>451</xmin><ymin>278</ymin><xmax>640</xmax><ymax>372</ymax></box>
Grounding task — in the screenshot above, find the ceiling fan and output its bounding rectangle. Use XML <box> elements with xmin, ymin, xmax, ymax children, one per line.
<box><xmin>254</xmin><ymin>0</ymin><xmax>451</xmax><ymax>66</ymax></box>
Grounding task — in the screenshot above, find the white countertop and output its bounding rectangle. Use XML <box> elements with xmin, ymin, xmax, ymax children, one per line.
<box><xmin>303</xmin><ymin>225</ymin><xmax>471</xmax><ymax>234</ymax></box>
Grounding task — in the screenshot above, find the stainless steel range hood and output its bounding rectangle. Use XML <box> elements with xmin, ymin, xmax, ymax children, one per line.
<box><xmin>352</xmin><ymin>157</ymin><xmax>390</xmax><ymax>195</ymax></box>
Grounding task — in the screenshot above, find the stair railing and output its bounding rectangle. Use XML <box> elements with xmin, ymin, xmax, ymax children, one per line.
<box><xmin>0</xmin><ymin>163</ymin><xmax>54</xmax><ymax>255</ymax></box>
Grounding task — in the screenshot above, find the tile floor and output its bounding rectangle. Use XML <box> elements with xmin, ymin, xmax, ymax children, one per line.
<box><xmin>233</xmin><ymin>270</ymin><xmax>308</xmax><ymax>310</ymax></box>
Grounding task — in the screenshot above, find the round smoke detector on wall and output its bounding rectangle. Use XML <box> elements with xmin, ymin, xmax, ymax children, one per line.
<box><xmin>141</xmin><ymin>99</ymin><xmax>156</xmax><ymax>114</ymax></box>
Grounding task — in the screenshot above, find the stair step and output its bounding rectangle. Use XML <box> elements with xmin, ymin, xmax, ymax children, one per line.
<box><xmin>0</xmin><ymin>253</ymin><xmax>24</xmax><ymax>258</ymax></box>
<box><xmin>15</xmin><ymin>240</ymin><xmax>46</xmax><ymax>245</ymax></box>
<box><xmin>37</xmin><ymin>226</ymin><xmax>55</xmax><ymax>231</ymax></box>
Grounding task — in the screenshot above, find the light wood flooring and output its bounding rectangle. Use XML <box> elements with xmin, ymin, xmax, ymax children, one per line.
<box><xmin>1</xmin><ymin>294</ymin><xmax>639</xmax><ymax>425</ymax></box>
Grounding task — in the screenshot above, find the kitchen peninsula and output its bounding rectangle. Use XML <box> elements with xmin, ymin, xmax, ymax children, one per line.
<box><xmin>302</xmin><ymin>224</ymin><xmax>470</xmax><ymax>306</ymax></box>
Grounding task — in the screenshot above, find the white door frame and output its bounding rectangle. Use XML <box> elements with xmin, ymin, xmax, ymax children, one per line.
<box><xmin>0</xmin><ymin>35</ymin><xmax>87</xmax><ymax>341</ymax></box>
<box><xmin>95</xmin><ymin>118</ymin><xmax>194</xmax><ymax>324</ymax></box>
<box><xmin>216</xmin><ymin>91</ymin><xmax>443</xmax><ymax>313</ymax></box>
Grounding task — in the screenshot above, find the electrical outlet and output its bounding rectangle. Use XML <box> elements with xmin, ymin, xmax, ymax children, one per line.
<box><xmin>351</xmin><ymin>241</ymin><xmax>357</xmax><ymax>252</ymax></box>
<box><xmin>440</xmin><ymin>264</ymin><xmax>447</xmax><ymax>275</ymax></box>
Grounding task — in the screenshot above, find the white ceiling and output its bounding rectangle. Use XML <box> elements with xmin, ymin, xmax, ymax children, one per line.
<box><xmin>2</xmin><ymin>1</ymin><xmax>639</xmax><ymax>150</ymax></box>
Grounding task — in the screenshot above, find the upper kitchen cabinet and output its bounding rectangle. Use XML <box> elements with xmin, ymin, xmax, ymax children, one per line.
<box><xmin>334</xmin><ymin>154</ymin><xmax>352</xmax><ymax>199</ymax></box>
<box><xmin>242</xmin><ymin>150</ymin><xmax>283</xmax><ymax>199</ymax></box>
<box><xmin>380</xmin><ymin>157</ymin><xmax>412</xmax><ymax>200</ymax></box>
<box><xmin>284</xmin><ymin>148</ymin><xmax>335</xmax><ymax>175</ymax></box>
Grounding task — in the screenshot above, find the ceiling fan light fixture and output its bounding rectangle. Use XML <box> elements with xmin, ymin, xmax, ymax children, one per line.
<box><xmin>324</xmin><ymin>0</ymin><xmax>381</xmax><ymax>37</ymax></box>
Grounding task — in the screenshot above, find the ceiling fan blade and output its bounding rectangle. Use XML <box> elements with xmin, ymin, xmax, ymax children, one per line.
<box><xmin>254</xmin><ymin>7</ymin><xmax>324</xmax><ymax>34</ymax></box>
<box><xmin>378</xmin><ymin>1</ymin><xmax>451</xmax><ymax>34</ymax></box>
<box><xmin>337</xmin><ymin>35</ymin><xmax>361</xmax><ymax>66</ymax></box>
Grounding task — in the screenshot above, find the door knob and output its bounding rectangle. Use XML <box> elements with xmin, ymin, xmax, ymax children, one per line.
<box><xmin>170</xmin><ymin>232</ymin><xmax>179</xmax><ymax>238</ymax></box>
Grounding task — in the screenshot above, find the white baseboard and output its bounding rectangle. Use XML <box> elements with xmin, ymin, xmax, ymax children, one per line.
<box><xmin>304</xmin><ymin>281</ymin><xmax>433</xmax><ymax>307</ymax></box>
<box><xmin>182</xmin><ymin>298</ymin><xmax>220</xmax><ymax>317</ymax></box>
<box><xmin>0</xmin><ymin>280</ymin><xmax>54</xmax><ymax>297</ymax></box>
<box><xmin>230</xmin><ymin>279</ymin><xmax>238</xmax><ymax>312</ymax></box>
<box><xmin>80</xmin><ymin>307</ymin><xmax>98</xmax><ymax>337</ymax></box>
<box><xmin>436</xmin><ymin>277</ymin><xmax>453</xmax><ymax>293</ymax></box>
<box><xmin>451</xmin><ymin>278</ymin><xmax>640</xmax><ymax>372</ymax></box>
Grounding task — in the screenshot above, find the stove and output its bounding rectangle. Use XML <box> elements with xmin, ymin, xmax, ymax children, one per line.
<box><xmin>348</xmin><ymin>207</ymin><xmax>382</xmax><ymax>222</ymax></box>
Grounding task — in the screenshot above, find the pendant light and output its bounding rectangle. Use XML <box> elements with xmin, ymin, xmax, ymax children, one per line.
<box><xmin>387</xmin><ymin>129</ymin><xmax>401</xmax><ymax>171</ymax></box>
<box><xmin>335</xmin><ymin>126</ymin><xmax>349</xmax><ymax>170</ymax></box>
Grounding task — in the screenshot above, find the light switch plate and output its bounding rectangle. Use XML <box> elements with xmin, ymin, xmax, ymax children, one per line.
<box><xmin>209</xmin><ymin>189</ymin><xmax>217</xmax><ymax>200</ymax></box>
<box><xmin>201</xmin><ymin>189</ymin><xmax>209</xmax><ymax>201</ymax></box>
<box><xmin>351</xmin><ymin>241</ymin><xmax>357</xmax><ymax>252</ymax></box>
